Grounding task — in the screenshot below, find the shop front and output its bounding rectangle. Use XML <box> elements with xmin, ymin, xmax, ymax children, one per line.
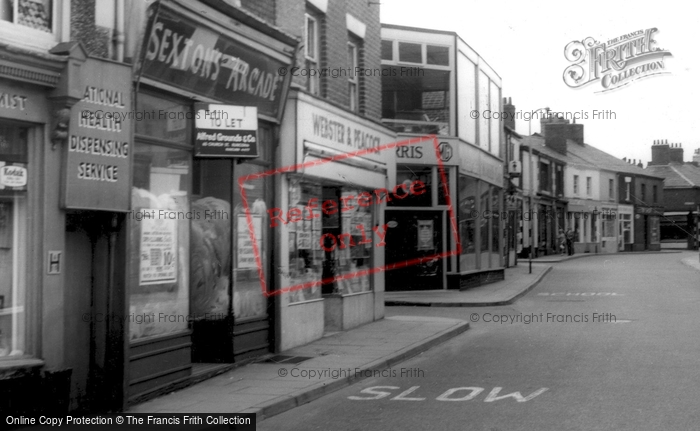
<box><xmin>451</xmin><ymin>142</ymin><xmax>504</xmax><ymax>289</ymax></box>
<box><xmin>0</xmin><ymin>47</ymin><xmax>67</xmax><ymax>414</ymax></box>
<box><xmin>634</xmin><ymin>205</ymin><xmax>662</xmax><ymax>251</ymax></box>
<box><xmin>277</xmin><ymin>91</ymin><xmax>396</xmax><ymax>351</ymax></box>
<box><xmin>384</xmin><ymin>137</ymin><xmax>459</xmax><ymax>291</ymax></box>
<box><xmin>618</xmin><ymin>204</ymin><xmax>634</xmax><ymax>251</ymax></box>
<box><xmin>126</xmin><ymin>1</ymin><xmax>295</xmax><ymax>405</ymax></box>
<box><xmin>0</xmin><ymin>42</ymin><xmax>135</xmax><ymax>413</ymax></box>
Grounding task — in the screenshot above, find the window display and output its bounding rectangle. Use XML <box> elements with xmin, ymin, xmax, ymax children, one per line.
<box><xmin>129</xmin><ymin>143</ymin><xmax>191</xmax><ymax>341</ymax></box>
<box><xmin>0</xmin><ymin>123</ymin><xmax>27</xmax><ymax>358</ymax></box>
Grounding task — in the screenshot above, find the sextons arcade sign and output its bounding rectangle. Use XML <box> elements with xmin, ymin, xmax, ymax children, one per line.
<box><xmin>140</xmin><ymin>3</ymin><xmax>291</xmax><ymax>119</ymax></box>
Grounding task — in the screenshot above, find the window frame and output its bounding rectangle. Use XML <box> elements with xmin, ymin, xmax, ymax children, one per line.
<box><xmin>347</xmin><ymin>41</ymin><xmax>359</xmax><ymax>112</ymax></box>
<box><xmin>0</xmin><ymin>0</ymin><xmax>66</xmax><ymax>50</ymax></box>
<box><xmin>586</xmin><ymin>176</ymin><xmax>592</xmax><ymax>196</ymax></box>
<box><xmin>304</xmin><ymin>14</ymin><xmax>318</xmax><ymax>62</ymax></box>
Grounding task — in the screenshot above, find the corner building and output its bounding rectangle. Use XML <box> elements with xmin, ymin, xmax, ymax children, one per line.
<box><xmin>380</xmin><ymin>25</ymin><xmax>505</xmax><ymax>290</ymax></box>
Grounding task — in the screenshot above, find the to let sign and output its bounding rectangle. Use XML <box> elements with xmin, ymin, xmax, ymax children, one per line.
<box><xmin>64</xmin><ymin>58</ymin><xmax>132</xmax><ymax>211</ymax></box>
<box><xmin>194</xmin><ymin>104</ymin><xmax>258</xmax><ymax>157</ymax></box>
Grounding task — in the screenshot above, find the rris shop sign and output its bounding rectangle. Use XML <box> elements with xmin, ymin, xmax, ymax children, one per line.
<box><xmin>64</xmin><ymin>58</ymin><xmax>132</xmax><ymax>211</ymax></box>
<box><xmin>141</xmin><ymin>4</ymin><xmax>290</xmax><ymax>119</ymax></box>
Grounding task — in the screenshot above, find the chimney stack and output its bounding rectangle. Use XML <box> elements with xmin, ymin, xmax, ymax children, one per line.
<box><xmin>692</xmin><ymin>148</ymin><xmax>700</xmax><ymax>165</ymax></box>
<box><xmin>649</xmin><ymin>139</ymin><xmax>670</xmax><ymax>165</ymax></box>
<box><xmin>669</xmin><ymin>142</ymin><xmax>684</xmax><ymax>163</ymax></box>
<box><xmin>503</xmin><ymin>97</ymin><xmax>516</xmax><ymax>131</ymax></box>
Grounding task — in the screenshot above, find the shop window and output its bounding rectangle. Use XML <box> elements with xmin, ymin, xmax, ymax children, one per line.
<box><xmin>0</xmin><ymin>123</ymin><xmax>28</xmax><ymax>358</ymax></box>
<box><xmin>458</xmin><ymin>175</ymin><xmax>477</xmax><ymax>271</ymax></box>
<box><xmin>437</xmin><ymin>168</ymin><xmax>450</xmax><ymax>206</ymax></box>
<box><xmin>381</xmin><ymin>39</ymin><xmax>393</xmax><ymax>61</ymax></box>
<box><xmin>603</xmin><ymin>213</ymin><xmax>615</xmax><ymax>237</ymax></box>
<box><xmin>129</xmin><ymin>143</ymin><xmax>191</xmax><ymax>341</ymax></box>
<box><xmin>135</xmin><ymin>92</ymin><xmax>193</xmax><ymax>146</ymax></box>
<box><xmin>287</xmin><ymin>180</ymin><xmax>323</xmax><ymax>303</ymax></box>
<box><xmin>398</xmin><ymin>42</ymin><xmax>421</xmax><ymax>63</ymax></box>
<box><xmin>336</xmin><ymin>187</ymin><xmax>372</xmax><ymax>295</ymax></box>
<box><xmin>426</xmin><ymin>45</ymin><xmax>449</xmax><ymax>66</ymax></box>
<box><xmin>390</xmin><ymin>165</ymin><xmax>432</xmax><ymax>207</ymax></box>
<box><xmin>621</xmin><ymin>214</ymin><xmax>632</xmax><ymax>244</ymax></box>
<box><xmin>479</xmin><ymin>184</ymin><xmax>490</xmax><ymax>269</ymax></box>
<box><xmin>231</xmin><ymin>163</ymin><xmax>272</xmax><ymax>319</ymax></box>
<box><xmin>490</xmin><ymin>186</ymin><xmax>501</xmax><ymax>267</ymax></box>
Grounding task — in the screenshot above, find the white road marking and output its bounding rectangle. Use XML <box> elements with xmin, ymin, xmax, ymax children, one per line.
<box><xmin>349</xmin><ymin>386</ymin><xmax>548</xmax><ymax>402</ymax></box>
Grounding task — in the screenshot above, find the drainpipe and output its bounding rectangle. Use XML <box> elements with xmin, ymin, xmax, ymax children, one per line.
<box><xmin>529</xmin><ymin>145</ymin><xmax>534</xmax><ymax>274</ymax></box>
<box><xmin>115</xmin><ymin>0</ymin><xmax>125</xmax><ymax>62</ymax></box>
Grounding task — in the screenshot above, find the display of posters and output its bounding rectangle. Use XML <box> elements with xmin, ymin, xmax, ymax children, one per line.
<box><xmin>237</xmin><ymin>215</ymin><xmax>262</xmax><ymax>269</ymax></box>
<box><xmin>417</xmin><ymin>220</ymin><xmax>434</xmax><ymax>250</ymax></box>
<box><xmin>139</xmin><ymin>211</ymin><xmax>177</xmax><ymax>285</ymax></box>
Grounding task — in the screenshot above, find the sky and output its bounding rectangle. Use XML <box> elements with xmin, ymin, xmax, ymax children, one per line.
<box><xmin>380</xmin><ymin>0</ymin><xmax>700</xmax><ymax>165</ymax></box>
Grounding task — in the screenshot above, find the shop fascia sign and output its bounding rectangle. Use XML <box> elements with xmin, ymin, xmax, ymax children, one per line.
<box><xmin>194</xmin><ymin>104</ymin><xmax>258</xmax><ymax>158</ymax></box>
<box><xmin>140</xmin><ymin>3</ymin><xmax>292</xmax><ymax>120</ymax></box>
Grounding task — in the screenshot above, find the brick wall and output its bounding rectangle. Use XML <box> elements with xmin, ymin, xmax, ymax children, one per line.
<box><xmin>240</xmin><ymin>0</ymin><xmax>276</xmax><ymax>24</ymax></box>
<box><xmin>71</xmin><ymin>0</ymin><xmax>110</xmax><ymax>58</ymax></box>
<box><xmin>275</xmin><ymin>0</ymin><xmax>382</xmax><ymax>120</ymax></box>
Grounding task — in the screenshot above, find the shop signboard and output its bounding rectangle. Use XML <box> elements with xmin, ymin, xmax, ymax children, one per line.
<box><xmin>194</xmin><ymin>104</ymin><xmax>258</xmax><ymax>157</ymax></box>
<box><xmin>64</xmin><ymin>58</ymin><xmax>132</xmax><ymax>211</ymax></box>
<box><xmin>140</xmin><ymin>3</ymin><xmax>291</xmax><ymax>119</ymax></box>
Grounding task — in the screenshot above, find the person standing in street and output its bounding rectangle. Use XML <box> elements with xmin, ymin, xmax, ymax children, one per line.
<box><xmin>565</xmin><ymin>228</ymin><xmax>575</xmax><ymax>256</ymax></box>
<box><xmin>558</xmin><ymin>229</ymin><xmax>566</xmax><ymax>255</ymax></box>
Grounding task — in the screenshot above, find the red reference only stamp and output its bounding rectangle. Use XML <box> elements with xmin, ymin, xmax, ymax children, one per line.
<box><xmin>238</xmin><ymin>135</ymin><xmax>460</xmax><ymax>297</ymax></box>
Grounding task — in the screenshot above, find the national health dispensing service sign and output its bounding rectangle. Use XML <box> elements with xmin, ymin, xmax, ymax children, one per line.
<box><xmin>194</xmin><ymin>104</ymin><xmax>258</xmax><ymax>158</ymax></box>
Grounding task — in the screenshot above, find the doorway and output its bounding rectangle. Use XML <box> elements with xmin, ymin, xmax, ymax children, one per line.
<box><xmin>385</xmin><ymin>210</ymin><xmax>444</xmax><ymax>291</ymax></box>
<box><xmin>65</xmin><ymin>212</ymin><xmax>125</xmax><ymax>412</ymax></box>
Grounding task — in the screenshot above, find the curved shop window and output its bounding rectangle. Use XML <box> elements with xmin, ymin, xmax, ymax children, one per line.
<box><xmin>0</xmin><ymin>123</ymin><xmax>28</xmax><ymax>358</ymax></box>
<box><xmin>129</xmin><ymin>92</ymin><xmax>193</xmax><ymax>341</ymax></box>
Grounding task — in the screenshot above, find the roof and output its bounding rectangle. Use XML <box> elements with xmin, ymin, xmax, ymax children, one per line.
<box><xmin>645</xmin><ymin>163</ymin><xmax>700</xmax><ymax>188</ymax></box>
<box><xmin>521</xmin><ymin>135</ymin><xmax>571</xmax><ymax>164</ymax></box>
<box><xmin>565</xmin><ymin>141</ymin><xmax>664</xmax><ymax>180</ymax></box>
<box><xmin>522</xmin><ymin>135</ymin><xmax>665</xmax><ymax>181</ymax></box>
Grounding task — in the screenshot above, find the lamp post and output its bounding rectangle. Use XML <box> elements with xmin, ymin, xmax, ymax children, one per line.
<box><xmin>528</xmin><ymin>107</ymin><xmax>549</xmax><ymax>273</ymax></box>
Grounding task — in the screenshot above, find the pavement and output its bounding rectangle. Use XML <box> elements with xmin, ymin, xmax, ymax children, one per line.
<box><xmin>682</xmin><ymin>254</ymin><xmax>700</xmax><ymax>271</ymax></box>
<box><xmin>128</xmin><ymin>262</ymin><xmax>556</xmax><ymax>419</ymax></box>
<box><xmin>384</xmin><ymin>262</ymin><xmax>553</xmax><ymax>307</ymax></box>
<box><xmin>127</xmin><ymin>315</ymin><xmax>470</xmax><ymax>420</ymax></box>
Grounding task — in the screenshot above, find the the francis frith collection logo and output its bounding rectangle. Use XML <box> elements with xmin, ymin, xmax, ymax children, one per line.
<box><xmin>563</xmin><ymin>27</ymin><xmax>672</xmax><ymax>93</ymax></box>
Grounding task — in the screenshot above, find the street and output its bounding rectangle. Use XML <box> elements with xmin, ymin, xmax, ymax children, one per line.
<box><xmin>259</xmin><ymin>252</ymin><xmax>700</xmax><ymax>431</ymax></box>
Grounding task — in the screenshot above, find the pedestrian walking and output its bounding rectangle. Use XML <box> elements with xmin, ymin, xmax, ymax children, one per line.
<box><xmin>565</xmin><ymin>228</ymin><xmax>575</xmax><ymax>256</ymax></box>
<box><xmin>558</xmin><ymin>229</ymin><xmax>566</xmax><ymax>255</ymax></box>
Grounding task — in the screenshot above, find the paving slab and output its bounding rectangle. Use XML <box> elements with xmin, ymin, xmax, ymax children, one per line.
<box><xmin>128</xmin><ymin>315</ymin><xmax>469</xmax><ymax>421</ymax></box>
